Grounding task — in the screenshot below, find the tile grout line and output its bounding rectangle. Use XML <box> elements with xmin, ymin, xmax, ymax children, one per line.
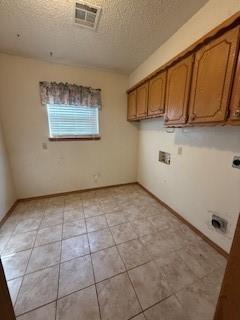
<box><xmin>84</xmin><ymin>203</ymin><xmax>102</xmax><ymax>320</ymax></box>
<box><xmin>108</xmin><ymin>220</ymin><xmax>145</xmax><ymax>318</ymax></box>
<box><xmin>13</xmin><ymin>203</ymin><xmax>47</xmax><ymax>312</ymax></box>
<box><xmin>55</xmin><ymin>197</ymin><xmax>65</xmax><ymax>320</ymax></box>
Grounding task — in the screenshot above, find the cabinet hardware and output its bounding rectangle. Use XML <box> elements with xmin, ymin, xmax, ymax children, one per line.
<box><xmin>234</xmin><ymin>109</ymin><xmax>240</xmax><ymax>117</ymax></box>
<box><xmin>190</xmin><ymin>113</ymin><xmax>196</xmax><ymax>121</ymax></box>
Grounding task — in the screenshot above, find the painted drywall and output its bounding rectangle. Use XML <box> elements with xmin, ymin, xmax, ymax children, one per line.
<box><xmin>129</xmin><ymin>0</ymin><xmax>240</xmax><ymax>252</ymax></box>
<box><xmin>0</xmin><ymin>119</ymin><xmax>16</xmax><ymax>221</ymax></box>
<box><xmin>0</xmin><ymin>54</ymin><xmax>138</xmax><ymax>198</ymax></box>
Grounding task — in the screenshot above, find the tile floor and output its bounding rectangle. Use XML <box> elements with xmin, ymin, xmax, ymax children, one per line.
<box><xmin>0</xmin><ymin>184</ymin><xmax>227</xmax><ymax>320</ymax></box>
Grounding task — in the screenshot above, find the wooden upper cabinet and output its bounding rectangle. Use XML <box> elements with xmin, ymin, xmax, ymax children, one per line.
<box><xmin>188</xmin><ymin>26</ymin><xmax>240</xmax><ymax>124</ymax></box>
<box><xmin>165</xmin><ymin>55</ymin><xmax>193</xmax><ymax>126</ymax></box>
<box><xmin>148</xmin><ymin>71</ymin><xmax>166</xmax><ymax>117</ymax></box>
<box><xmin>229</xmin><ymin>43</ymin><xmax>240</xmax><ymax>124</ymax></box>
<box><xmin>136</xmin><ymin>82</ymin><xmax>148</xmax><ymax>119</ymax></box>
<box><xmin>127</xmin><ymin>90</ymin><xmax>137</xmax><ymax>120</ymax></box>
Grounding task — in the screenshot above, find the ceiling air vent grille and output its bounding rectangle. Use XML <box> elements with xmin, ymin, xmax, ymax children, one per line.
<box><xmin>75</xmin><ymin>1</ymin><xmax>101</xmax><ymax>30</ymax></box>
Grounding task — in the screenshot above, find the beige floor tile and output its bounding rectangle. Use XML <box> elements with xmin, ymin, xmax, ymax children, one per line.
<box><xmin>61</xmin><ymin>234</ymin><xmax>89</xmax><ymax>261</ymax></box>
<box><xmin>125</xmin><ymin>207</ymin><xmax>146</xmax><ymax>222</ymax></box>
<box><xmin>110</xmin><ymin>223</ymin><xmax>138</xmax><ymax>244</ymax></box>
<box><xmin>131</xmin><ymin>218</ymin><xmax>156</xmax><ymax>237</ymax></box>
<box><xmin>101</xmin><ymin>201</ymin><xmax>120</xmax><ymax>213</ymax></box>
<box><xmin>92</xmin><ymin>246</ymin><xmax>125</xmax><ymax>282</ymax></box>
<box><xmin>140</xmin><ymin>233</ymin><xmax>173</xmax><ymax>259</ymax></box>
<box><xmin>105</xmin><ymin>211</ymin><xmax>128</xmax><ymax>227</ymax></box>
<box><xmin>148</xmin><ymin>215</ymin><xmax>171</xmax><ymax>231</ymax></box>
<box><xmin>27</xmin><ymin>242</ymin><xmax>61</xmax><ymax>273</ymax></box>
<box><xmin>40</xmin><ymin>212</ymin><xmax>63</xmax><ymax>229</ymax></box>
<box><xmin>86</xmin><ymin>215</ymin><xmax>108</xmax><ymax>232</ymax></box>
<box><xmin>15</xmin><ymin>265</ymin><xmax>59</xmax><ymax>316</ymax></box>
<box><xmin>118</xmin><ymin>239</ymin><xmax>151</xmax><ymax>269</ymax></box>
<box><xmin>3</xmin><ymin>231</ymin><xmax>37</xmax><ymax>255</ymax></box>
<box><xmin>84</xmin><ymin>205</ymin><xmax>103</xmax><ymax>218</ymax></box>
<box><xmin>176</xmin><ymin>280</ymin><xmax>217</xmax><ymax>320</ymax></box>
<box><xmin>35</xmin><ymin>225</ymin><xmax>62</xmax><ymax>247</ymax></box>
<box><xmin>88</xmin><ymin>228</ymin><xmax>114</xmax><ymax>252</ymax></box>
<box><xmin>177</xmin><ymin>244</ymin><xmax>217</xmax><ymax>278</ymax></box>
<box><xmin>14</xmin><ymin>217</ymin><xmax>42</xmax><ymax>234</ymax></box>
<box><xmin>156</xmin><ymin>255</ymin><xmax>198</xmax><ymax>292</ymax></box>
<box><xmin>0</xmin><ymin>233</ymin><xmax>12</xmax><ymax>254</ymax></box>
<box><xmin>56</xmin><ymin>285</ymin><xmax>100</xmax><ymax>320</ymax></box>
<box><xmin>2</xmin><ymin>249</ymin><xmax>31</xmax><ymax>280</ymax></box>
<box><xmin>62</xmin><ymin>220</ymin><xmax>86</xmax><ymax>239</ymax></box>
<box><xmin>58</xmin><ymin>255</ymin><xmax>94</xmax><ymax>298</ymax></box>
<box><xmin>197</xmin><ymin>240</ymin><xmax>227</xmax><ymax>269</ymax></box>
<box><xmin>128</xmin><ymin>261</ymin><xmax>171</xmax><ymax>310</ymax></box>
<box><xmin>144</xmin><ymin>295</ymin><xmax>189</xmax><ymax>320</ymax></box>
<box><xmin>8</xmin><ymin>277</ymin><xmax>23</xmax><ymax>305</ymax></box>
<box><xmin>63</xmin><ymin>208</ymin><xmax>84</xmax><ymax>223</ymax></box>
<box><xmin>201</xmin><ymin>267</ymin><xmax>225</xmax><ymax>305</ymax></box>
<box><xmin>17</xmin><ymin>302</ymin><xmax>56</xmax><ymax>320</ymax></box>
<box><xmin>83</xmin><ymin>199</ymin><xmax>99</xmax><ymax>208</ymax></box>
<box><xmin>97</xmin><ymin>273</ymin><xmax>141</xmax><ymax>320</ymax></box>
<box><xmin>157</xmin><ymin>228</ymin><xmax>185</xmax><ymax>250</ymax></box>
<box><xmin>64</xmin><ymin>199</ymin><xmax>82</xmax><ymax>211</ymax></box>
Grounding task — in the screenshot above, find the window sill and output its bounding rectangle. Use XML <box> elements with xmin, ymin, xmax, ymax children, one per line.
<box><xmin>48</xmin><ymin>136</ymin><xmax>101</xmax><ymax>141</ymax></box>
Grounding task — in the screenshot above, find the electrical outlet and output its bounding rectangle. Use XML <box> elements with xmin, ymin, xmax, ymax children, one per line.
<box><xmin>159</xmin><ymin>151</ymin><xmax>171</xmax><ymax>165</ymax></box>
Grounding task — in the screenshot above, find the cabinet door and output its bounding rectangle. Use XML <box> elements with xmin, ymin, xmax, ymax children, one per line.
<box><xmin>148</xmin><ymin>71</ymin><xmax>166</xmax><ymax>117</ymax></box>
<box><xmin>127</xmin><ymin>90</ymin><xmax>137</xmax><ymax>120</ymax></box>
<box><xmin>165</xmin><ymin>55</ymin><xmax>193</xmax><ymax>126</ymax></box>
<box><xmin>229</xmin><ymin>45</ymin><xmax>240</xmax><ymax>123</ymax></box>
<box><xmin>136</xmin><ymin>82</ymin><xmax>148</xmax><ymax>119</ymax></box>
<box><xmin>188</xmin><ymin>26</ymin><xmax>240</xmax><ymax>124</ymax></box>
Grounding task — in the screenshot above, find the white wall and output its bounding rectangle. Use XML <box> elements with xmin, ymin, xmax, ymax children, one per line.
<box><xmin>0</xmin><ymin>54</ymin><xmax>138</xmax><ymax>198</ymax></box>
<box><xmin>129</xmin><ymin>0</ymin><xmax>240</xmax><ymax>252</ymax></box>
<box><xmin>0</xmin><ymin>119</ymin><xmax>16</xmax><ymax>221</ymax></box>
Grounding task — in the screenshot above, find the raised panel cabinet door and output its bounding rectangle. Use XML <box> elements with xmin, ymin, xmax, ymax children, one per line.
<box><xmin>136</xmin><ymin>82</ymin><xmax>148</xmax><ymax>119</ymax></box>
<box><xmin>165</xmin><ymin>55</ymin><xmax>193</xmax><ymax>126</ymax></box>
<box><xmin>148</xmin><ymin>71</ymin><xmax>166</xmax><ymax>116</ymax></box>
<box><xmin>189</xmin><ymin>26</ymin><xmax>240</xmax><ymax>124</ymax></box>
<box><xmin>229</xmin><ymin>45</ymin><xmax>240</xmax><ymax>123</ymax></box>
<box><xmin>127</xmin><ymin>90</ymin><xmax>137</xmax><ymax>120</ymax></box>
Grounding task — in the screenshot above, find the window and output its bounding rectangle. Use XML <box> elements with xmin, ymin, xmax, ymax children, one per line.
<box><xmin>47</xmin><ymin>104</ymin><xmax>100</xmax><ymax>140</ymax></box>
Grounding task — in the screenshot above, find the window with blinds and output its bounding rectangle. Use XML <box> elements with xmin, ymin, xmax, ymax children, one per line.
<box><xmin>47</xmin><ymin>104</ymin><xmax>100</xmax><ymax>139</ymax></box>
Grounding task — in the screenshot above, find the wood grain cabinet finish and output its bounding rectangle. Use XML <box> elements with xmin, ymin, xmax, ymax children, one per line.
<box><xmin>127</xmin><ymin>90</ymin><xmax>137</xmax><ymax>120</ymax></box>
<box><xmin>165</xmin><ymin>55</ymin><xmax>193</xmax><ymax>126</ymax></box>
<box><xmin>188</xmin><ymin>26</ymin><xmax>240</xmax><ymax>124</ymax></box>
<box><xmin>229</xmin><ymin>43</ymin><xmax>240</xmax><ymax>124</ymax></box>
<box><xmin>148</xmin><ymin>71</ymin><xmax>166</xmax><ymax>117</ymax></box>
<box><xmin>136</xmin><ymin>82</ymin><xmax>149</xmax><ymax>119</ymax></box>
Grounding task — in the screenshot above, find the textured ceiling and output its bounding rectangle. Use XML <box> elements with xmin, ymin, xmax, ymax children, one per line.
<box><xmin>0</xmin><ymin>0</ymin><xmax>209</xmax><ymax>73</ymax></box>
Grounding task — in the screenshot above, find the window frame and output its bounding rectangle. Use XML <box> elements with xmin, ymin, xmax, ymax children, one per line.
<box><xmin>46</xmin><ymin>104</ymin><xmax>101</xmax><ymax>141</ymax></box>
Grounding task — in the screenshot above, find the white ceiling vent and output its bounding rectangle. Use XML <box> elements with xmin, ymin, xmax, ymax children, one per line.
<box><xmin>75</xmin><ymin>1</ymin><xmax>101</xmax><ymax>30</ymax></box>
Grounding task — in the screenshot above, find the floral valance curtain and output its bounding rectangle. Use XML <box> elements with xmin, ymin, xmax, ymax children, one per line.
<box><xmin>39</xmin><ymin>82</ymin><xmax>102</xmax><ymax>109</ymax></box>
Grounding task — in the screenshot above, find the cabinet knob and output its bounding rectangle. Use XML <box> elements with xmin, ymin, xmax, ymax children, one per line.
<box><xmin>190</xmin><ymin>113</ymin><xmax>196</xmax><ymax>121</ymax></box>
<box><xmin>234</xmin><ymin>109</ymin><xmax>240</xmax><ymax>118</ymax></box>
<box><xmin>164</xmin><ymin>114</ymin><xmax>169</xmax><ymax>122</ymax></box>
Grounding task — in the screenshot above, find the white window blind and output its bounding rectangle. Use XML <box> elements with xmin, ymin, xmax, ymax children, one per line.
<box><xmin>47</xmin><ymin>104</ymin><xmax>100</xmax><ymax>138</ymax></box>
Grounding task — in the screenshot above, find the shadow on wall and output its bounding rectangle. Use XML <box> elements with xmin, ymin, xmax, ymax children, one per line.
<box><xmin>140</xmin><ymin>118</ymin><xmax>240</xmax><ymax>153</ymax></box>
